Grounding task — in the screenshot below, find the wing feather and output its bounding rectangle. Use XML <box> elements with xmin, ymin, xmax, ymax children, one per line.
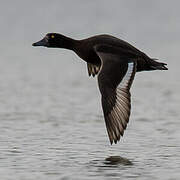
<box><xmin>95</xmin><ymin>45</ymin><xmax>136</xmax><ymax>144</ymax></box>
<box><xmin>87</xmin><ymin>63</ymin><xmax>101</xmax><ymax>77</ymax></box>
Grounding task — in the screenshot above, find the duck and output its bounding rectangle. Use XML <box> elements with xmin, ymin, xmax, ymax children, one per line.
<box><xmin>32</xmin><ymin>33</ymin><xmax>168</xmax><ymax>144</ymax></box>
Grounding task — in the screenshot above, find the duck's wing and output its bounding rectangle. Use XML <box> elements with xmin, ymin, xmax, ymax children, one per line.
<box><xmin>94</xmin><ymin>45</ymin><xmax>137</xmax><ymax>144</ymax></box>
<box><xmin>87</xmin><ymin>63</ymin><xmax>101</xmax><ymax>77</ymax></box>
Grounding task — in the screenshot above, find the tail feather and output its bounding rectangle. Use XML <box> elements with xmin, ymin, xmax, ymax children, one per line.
<box><xmin>149</xmin><ymin>58</ymin><xmax>168</xmax><ymax>70</ymax></box>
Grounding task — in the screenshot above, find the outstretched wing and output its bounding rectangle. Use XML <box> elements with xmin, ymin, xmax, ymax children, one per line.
<box><xmin>94</xmin><ymin>45</ymin><xmax>136</xmax><ymax>144</ymax></box>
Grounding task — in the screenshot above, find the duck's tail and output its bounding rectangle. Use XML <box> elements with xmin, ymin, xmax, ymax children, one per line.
<box><xmin>149</xmin><ymin>58</ymin><xmax>168</xmax><ymax>70</ymax></box>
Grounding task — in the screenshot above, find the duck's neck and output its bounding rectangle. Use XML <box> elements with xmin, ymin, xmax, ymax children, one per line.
<box><xmin>56</xmin><ymin>34</ymin><xmax>80</xmax><ymax>51</ymax></box>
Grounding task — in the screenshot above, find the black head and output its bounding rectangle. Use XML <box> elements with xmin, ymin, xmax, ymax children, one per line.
<box><xmin>32</xmin><ymin>33</ymin><xmax>73</xmax><ymax>49</ymax></box>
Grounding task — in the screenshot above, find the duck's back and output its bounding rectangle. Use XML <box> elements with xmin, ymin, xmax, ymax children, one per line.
<box><xmin>76</xmin><ymin>34</ymin><xmax>167</xmax><ymax>72</ymax></box>
<box><xmin>84</xmin><ymin>34</ymin><xmax>143</xmax><ymax>55</ymax></box>
<box><xmin>78</xmin><ymin>35</ymin><xmax>147</xmax><ymax>70</ymax></box>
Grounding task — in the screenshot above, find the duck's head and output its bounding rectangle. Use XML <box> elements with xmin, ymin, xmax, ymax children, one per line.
<box><xmin>32</xmin><ymin>33</ymin><xmax>72</xmax><ymax>48</ymax></box>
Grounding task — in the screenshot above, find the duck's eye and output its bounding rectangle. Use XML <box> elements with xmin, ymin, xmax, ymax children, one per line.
<box><xmin>51</xmin><ymin>35</ymin><xmax>55</xmax><ymax>39</ymax></box>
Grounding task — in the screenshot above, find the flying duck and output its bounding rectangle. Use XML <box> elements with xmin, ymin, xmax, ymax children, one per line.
<box><xmin>32</xmin><ymin>33</ymin><xmax>168</xmax><ymax>144</ymax></box>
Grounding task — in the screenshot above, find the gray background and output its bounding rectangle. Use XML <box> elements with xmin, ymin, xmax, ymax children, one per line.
<box><xmin>0</xmin><ymin>0</ymin><xmax>179</xmax><ymax>179</ymax></box>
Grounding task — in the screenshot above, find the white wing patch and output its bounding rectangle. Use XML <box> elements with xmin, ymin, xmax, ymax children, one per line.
<box><xmin>119</xmin><ymin>62</ymin><xmax>134</xmax><ymax>89</ymax></box>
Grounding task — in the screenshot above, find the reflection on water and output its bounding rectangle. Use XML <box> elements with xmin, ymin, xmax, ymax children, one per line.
<box><xmin>105</xmin><ymin>156</ymin><xmax>133</xmax><ymax>166</ymax></box>
<box><xmin>87</xmin><ymin>156</ymin><xmax>135</xmax><ymax>179</ymax></box>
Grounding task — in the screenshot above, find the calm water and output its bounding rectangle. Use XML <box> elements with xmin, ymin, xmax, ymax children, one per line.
<box><xmin>0</xmin><ymin>1</ymin><xmax>180</xmax><ymax>179</ymax></box>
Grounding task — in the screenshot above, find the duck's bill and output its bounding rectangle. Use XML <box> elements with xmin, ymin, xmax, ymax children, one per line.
<box><xmin>32</xmin><ymin>38</ymin><xmax>49</xmax><ymax>47</ymax></box>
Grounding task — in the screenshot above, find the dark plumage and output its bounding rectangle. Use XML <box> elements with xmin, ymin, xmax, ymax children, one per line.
<box><xmin>33</xmin><ymin>33</ymin><xmax>168</xmax><ymax>144</ymax></box>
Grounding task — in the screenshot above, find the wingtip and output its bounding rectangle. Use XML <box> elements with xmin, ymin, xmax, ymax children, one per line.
<box><xmin>109</xmin><ymin>137</ymin><xmax>121</xmax><ymax>145</ymax></box>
